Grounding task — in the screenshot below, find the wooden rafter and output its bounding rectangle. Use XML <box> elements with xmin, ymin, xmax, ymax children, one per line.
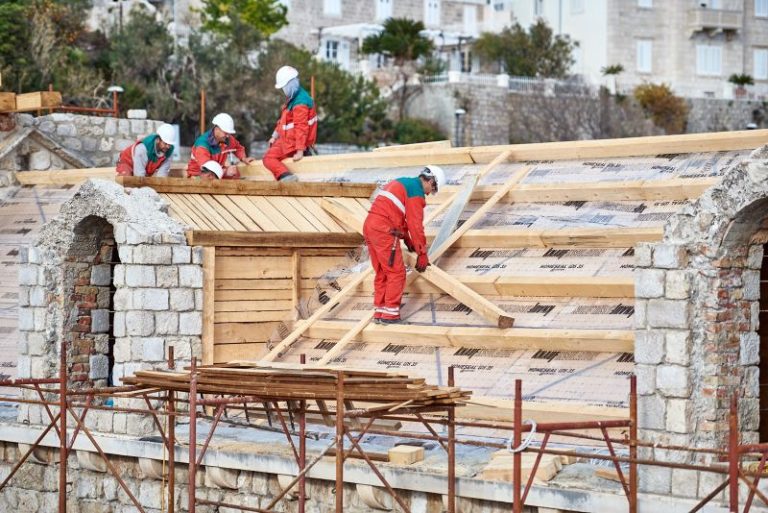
<box><xmin>185</xmin><ymin>231</ymin><xmax>362</xmax><ymax>248</ymax></box>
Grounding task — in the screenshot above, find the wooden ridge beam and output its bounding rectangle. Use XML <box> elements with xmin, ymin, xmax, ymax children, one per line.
<box><xmin>185</xmin><ymin>230</ymin><xmax>362</xmax><ymax>248</ymax></box>
<box><xmin>118</xmin><ymin>176</ymin><xmax>377</xmax><ymax>197</ymax></box>
<box><xmin>306</xmin><ymin>320</ymin><xmax>634</xmax><ymax>353</ymax></box>
<box><xmin>430</xmin><ymin>226</ymin><xmax>663</xmax><ymax>248</ymax></box>
<box><xmin>429</xmin><ymin>177</ymin><xmax>719</xmax><ymax>204</ymax></box>
<box><xmin>373</xmin><ymin>140</ymin><xmax>452</xmax><ymax>153</ymax></box>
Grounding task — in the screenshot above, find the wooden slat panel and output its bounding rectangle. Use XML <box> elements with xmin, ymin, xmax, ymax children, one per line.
<box><xmin>214</xmin><ymin>342</ymin><xmax>268</xmax><ymax>363</ymax></box>
<box><xmin>216</xmin><ymin>311</ymin><xmax>290</xmax><ymax>323</ymax></box>
<box><xmin>303</xmin><ymin>198</ymin><xmax>347</xmax><ymax>232</ymax></box>
<box><xmin>161</xmin><ymin>194</ymin><xmax>199</xmax><ymax>228</ymax></box>
<box><xmin>289</xmin><ymin>197</ymin><xmax>334</xmax><ymax>233</ymax></box>
<box><xmin>215</xmin><ymin>278</ymin><xmax>295</xmax><ymax>290</ymax></box>
<box><xmin>266</xmin><ymin>197</ymin><xmax>319</xmax><ymax>232</ymax></box>
<box><xmin>300</xmin><ymin>255</ymin><xmax>347</xmax><ymax>279</ymax></box>
<box><xmin>250</xmin><ymin>196</ymin><xmax>299</xmax><ymax>232</ymax></box>
<box><xmin>175</xmin><ymin>194</ymin><xmax>227</xmax><ymax>231</ymax></box>
<box><xmin>202</xmin><ymin>195</ymin><xmax>248</xmax><ymax>231</ymax></box>
<box><xmin>214</xmin><ymin>322</ymin><xmax>281</xmax><ymax>343</ymax></box>
<box><xmin>215</xmin><ymin>256</ymin><xmax>293</xmax><ymax>279</ymax></box>
<box><xmin>163</xmin><ymin>194</ymin><xmax>210</xmax><ymax>230</ymax></box>
<box><xmin>214</xmin><ymin>300</ymin><xmax>293</xmax><ymax>312</ymax></box>
<box><xmin>186</xmin><ymin>194</ymin><xmax>237</xmax><ymax>231</ymax></box>
<box><xmin>215</xmin><ymin>289</ymin><xmax>293</xmax><ymax>300</ymax></box>
<box><xmin>229</xmin><ymin>195</ymin><xmax>277</xmax><ymax>231</ymax></box>
<box><xmin>210</xmin><ymin>195</ymin><xmax>263</xmax><ymax>231</ymax></box>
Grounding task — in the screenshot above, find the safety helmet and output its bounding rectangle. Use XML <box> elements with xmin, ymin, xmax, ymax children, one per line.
<box><xmin>156</xmin><ymin>123</ymin><xmax>175</xmax><ymax>145</ymax></box>
<box><xmin>420</xmin><ymin>165</ymin><xmax>446</xmax><ymax>193</ymax></box>
<box><xmin>201</xmin><ymin>160</ymin><xmax>224</xmax><ymax>179</ymax></box>
<box><xmin>275</xmin><ymin>65</ymin><xmax>299</xmax><ymax>89</ymax></box>
<box><xmin>211</xmin><ymin>113</ymin><xmax>236</xmax><ymax>134</ymax></box>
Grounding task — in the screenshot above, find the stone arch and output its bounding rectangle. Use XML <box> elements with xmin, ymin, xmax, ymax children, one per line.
<box><xmin>634</xmin><ymin>148</ymin><xmax>768</xmax><ymax>495</ymax></box>
<box><xmin>17</xmin><ymin>180</ymin><xmax>200</xmax><ymax>435</ymax></box>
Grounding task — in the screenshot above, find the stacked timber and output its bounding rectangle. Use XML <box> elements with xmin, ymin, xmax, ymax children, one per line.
<box><xmin>123</xmin><ymin>363</ymin><xmax>471</xmax><ymax>407</ymax></box>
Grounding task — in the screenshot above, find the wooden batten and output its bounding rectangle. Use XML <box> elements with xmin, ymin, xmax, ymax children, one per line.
<box><xmin>118</xmin><ymin>176</ymin><xmax>377</xmax><ymax>198</ymax></box>
<box><xmin>435</xmin><ymin>226</ymin><xmax>664</xmax><ymax>249</ymax></box>
<box><xmin>186</xmin><ymin>230</ymin><xmax>362</xmax><ymax>248</ymax></box>
<box><xmin>307</xmin><ymin>320</ymin><xmax>634</xmax><ymax>353</ymax></box>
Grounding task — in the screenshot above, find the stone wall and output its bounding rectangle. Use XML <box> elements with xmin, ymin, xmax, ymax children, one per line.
<box><xmin>19</xmin><ymin>113</ymin><xmax>164</xmax><ymax>168</ymax></box>
<box><xmin>410</xmin><ymin>82</ymin><xmax>768</xmax><ymax>146</ymax></box>
<box><xmin>634</xmin><ymin>147</ymin><xmax>768</xmax><ymax>501</ymax></box>
<box><xmin>16</xmin><ymin>180</ymin><xmax>201</xmax><ymax>435</ymax></box>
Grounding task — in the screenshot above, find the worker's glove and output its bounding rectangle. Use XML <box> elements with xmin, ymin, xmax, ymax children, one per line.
<box><xmin>415</xmin><ymin>253</ymin><xmax>430</xmax><ymax>273</ymax></box>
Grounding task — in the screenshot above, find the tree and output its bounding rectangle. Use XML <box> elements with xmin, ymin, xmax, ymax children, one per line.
<box><xmin>362</xmin><ymin>17</ymin><xmax>434</xmax><ymax>120</ymax></box>
<box><xmin>199</xmin><ymin>0</ymin><xmax>287</xmax><ymax>55</ymax></box>
<box><xmin>474</xmin><ymin>20</ymin><xmax>575</xmax><ymax>78</ymax></box>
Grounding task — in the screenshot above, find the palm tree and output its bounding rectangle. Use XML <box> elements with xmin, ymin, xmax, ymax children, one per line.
<box><xmin>362</xmin><ymin>18</ymin><xmax>434</xmax><ymax>120</ymax></box>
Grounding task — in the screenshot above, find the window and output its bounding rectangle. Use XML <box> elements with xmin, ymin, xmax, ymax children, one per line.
<box><xmin>755</xmin><ymin>49</ymin><xmax>768</xmax><ymax>80</ymax></box>
<box><xmin>757</xmin><ymin>0</ymin><xmax>768</xmax><ymax>17</ymax></box>
<box><xmin>323</xmin><ymin>0</ymin><xmax>341</xmax><ymax>16</ymax></box>
<box><xmin>463</xmin><ymin>5</ymin><xmax>477</xmax><ymax>35</ymax></box>
<box><xmin>534</xmin><ymin>0</ymin><xmax>543</xmax><ymax>16</ymax></box>
<box><xmin>696</xmin><ymin>44</ymin><xmax>722</xmax><ymax>76</ymax></box>
<box><xmin>325</xmin><ymin>40</ymin><xmax>339</xmax><ymax>61</ymax></box>
<box><xmin>571</xmin><ymin>0</ymin><xmax>584</xmax><ymax>14</ymax></box>
<box><xmin>376</xmin><ymin>0</ymin><xmax>392</xmax><ymax>21</ymax></box>
<box><xmin>425</xmin><ymin>0</ymin><xmax>441</xmax><ymax>26</ymax></box>
<box><xmin>636</xmin><ymin>39</ymin><xmax>652</xmax><ymax>73</ymax></box>
<box><xmin>638</xmin><ymin>0</ymin><xmax>652</xmax><ymax>7</ymax></box>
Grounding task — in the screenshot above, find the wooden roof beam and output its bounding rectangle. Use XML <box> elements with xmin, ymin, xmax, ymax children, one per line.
<box><xmin>186</xmin><ymin>230</ymin><xmax>363</xmax><ymax>248</ymax></box>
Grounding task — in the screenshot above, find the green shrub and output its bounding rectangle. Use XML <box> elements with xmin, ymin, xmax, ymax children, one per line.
<box><xmin>633</xmin><ymin>83</ymin><xmax>689</xmax><ymax>134</ymax></box>
<box><xmin>394</xmin><ymin>118</ymin><xmax>446</xmax><ymax>144</ymax></box>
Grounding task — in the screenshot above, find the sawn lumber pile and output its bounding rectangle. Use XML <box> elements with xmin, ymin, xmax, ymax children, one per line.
<box><xmin>123</xmin><ymin>363</ymin><xmax>471</xmax><ymax>407</ymax></box>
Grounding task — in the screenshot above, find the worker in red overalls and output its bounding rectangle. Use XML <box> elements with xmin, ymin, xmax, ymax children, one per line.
<box><xmin>263</xmin><ymin>65</ymin><xmax>318</xmax><ymax>182</ymax></box>
<box><xmin>363</xmin><ymin>166</ymin><xmax>446</xmax><ymax>324</ymax></box>
<box><xmin>187</xmin><ymin>113</ymin><xmax>256</xmax><ymax>179</ymax></box>
<box><xmin>115</xmin><ymin>123</ymin><xmax>175</xmax><ymax>177</ymax></box>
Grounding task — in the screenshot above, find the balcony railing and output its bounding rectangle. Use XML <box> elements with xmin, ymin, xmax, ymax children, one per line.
<box><xmin>689</xmin><ymin>1</ymin><xmax>743</xmax><ymax>33</ymax></box>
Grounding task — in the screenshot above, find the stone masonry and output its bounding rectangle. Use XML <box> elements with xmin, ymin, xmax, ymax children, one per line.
<box><xmin>635</xmin><ymin>145</ymin><xmax>768</xmax><ymax>501</ymax></box>
<box><xmin>16</xmin><ymin>179</ymin><xmax>201</xmax><ymax>436</ymax></box>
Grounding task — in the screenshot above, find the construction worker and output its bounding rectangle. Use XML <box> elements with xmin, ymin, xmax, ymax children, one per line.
<box><xmin>262</xmin><ymin>65</ymin><xmax>318</xmax><ymax>182</ymax></box>
<box><xmin>200</xmin><ymin>160</ymin><xmax>224</xmax><ymax>180</ymax></box>
<box><xmin>187</xmin><ymin>113</ymin><xmax>256</xmax><ymax>179</ymax></box>
<box><xmin>116</xmin><ymin>123</ymin><xmax>175</xmax><ymax>177</ymax></box>
<box><xmin>363</xmin><ymin>166</ymin><xmax>446</xmax><ymax>324</ymax></box>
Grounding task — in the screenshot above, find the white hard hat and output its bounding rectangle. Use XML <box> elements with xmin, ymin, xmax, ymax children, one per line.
<box><xmin>201</xmin><ymin>160</ymin><xmax>224</xmax><ymax>179</ymax></box>
<box><xmin>156</xmin><ymin>123</ymin><xmax>175</xmax><ymax>145</ymax></box>
<box><xmin>275</xmin><ymin>65</ymin><xmax>299</xmax><ymax>89</ymax></box>
<box><xmin>420</xmin><ymin>165</ymin><xmax>446</xmax><ymax>193</ymax></box>
<box><xmin>212</xmin><ymin>113</ymin><xmax>236</xmax><ymax>134</ymax></box>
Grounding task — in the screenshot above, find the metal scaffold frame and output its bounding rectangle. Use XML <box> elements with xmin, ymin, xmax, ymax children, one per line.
<box><xmin>1</xmin><ymin>339</ymin><xmax>763</xmax><ymax>513</ymax></box>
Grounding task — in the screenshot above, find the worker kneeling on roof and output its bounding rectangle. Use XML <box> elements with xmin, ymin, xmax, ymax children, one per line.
<box><xmin>262</xmin><ymin>65</ymin><xmax>318</xmax><ymax>182</ymax></box>
<box><xmin>187</xmin><ymin>113</ymin><xmax>256</xmax><ymax>180</ymax></box>
<box><xmin>363</xmin><ymin>166</ymin><xmax>445</xmax><ymax>324</ymax></box>
<box><xmin>116</xmin><ymin>123</ymin><xmax>175</xmax><ymax>177</ymax></box>
<box><xmin>200</xmin><ymin>160</ymin><xmax>224</xmax><ymax>180</ymax></box>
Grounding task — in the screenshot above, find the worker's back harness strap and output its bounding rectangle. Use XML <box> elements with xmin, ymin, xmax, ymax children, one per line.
<box><xmin>282</xmin><ymin>116</ymin><xmax>318</xmax><ymax>131</ymax></box>
<box><xmin>374</xmin><ymin>189</ymin><xmax>406</xmax><ymax>215</ymax></box>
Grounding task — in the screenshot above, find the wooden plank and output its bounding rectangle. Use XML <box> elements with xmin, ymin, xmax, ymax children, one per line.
<box><xmin>289</xmin><ymin>197</ymin><xmax>334</xmax><ymax>233</ymax></box>
<box><xmin>291</xmin><ymin>250</ymin><xmax>301</xmax><ymax>320</ymax></box>
<box><xmin>210</xmin><ymin>195</ymin><xmax>263</xmax><ymax>231</ymax></box>
<box><xmin>215</xmin><ymin>278</ymin><xmax>294</xmax><ymax>290</ymax></box>
<box><xmin>184</xmin><ymin>194</ymin><xmax>237</xmax><ymax>231</ymax></box>
<box><xmin>0</xmin><ymin>92</ymin><xmax>16</xmax><ymax>111</ymax></box>
<box><xmin>493</xmin><ymin>275</ymin><xmax>634</xmax><ymax>298</ymax></box>
<box><xmin>160</xmin><ymin>194</ymin><xmax>200</xmax><ymax>229</ymax></box>
<box><xmin>225</xmin><ymin>196</ymin><xmax>272</xmax><ymax>231</ymax></box>
<box><xmin>430</xmin><ymin>177</ymin><xmax>719</xmax><ymax>204</ymax></box>
<box><xmin>440</xmin><ymin>227</ymin><xmax>664</xmax><ymax>249</ymax></box>
<box><xmin>469</xmin><ymin>129</ymin><xmax>768</xmax><ymax>162</ymax></box>
<box><xmin>117</xmin><ymin>176</ymin><xmax>377</xmax><ymax>197</ymax></box>
<box><xmin>215</xmin><ymin>256</ymin><xmax>292</xmax><ymax>279</ymax></box>
<box><xmin>215</xmin><ymin>300</ymin><xmax>293</xmax><ymax>312</ymax></box>
<box><xmin>373</xmin><ymin>140</ymin><xmax>452</xmax><ymax>153</ymax></box>
<box><xmin>185</xmin><ymin>230</ymin><xmax>362</xmax><ymax>248</ymax></box>
<box><xmin>14</xmin><ymin>91</ymin><xmax>62</xmax><ymax>112</ymax></box>
<box><xmin>302</xmin><ymin>197</ymin><xmax>347</xmax><ymax>232</ymax></box>
<box><xmin>307</xmin><ymin>320</ymin><xmax>634</xmax><ymax>353</ymax></box>
<box><xmin>174</xmin><ymin>194</ymin><xmax>222</xmax><ymax>231</ymax></box>
<box><xmin>202</xmin><ymin>248</ymin><xmax>216</xmax><ymax>368</ymax></box>
<box><xmin>460</xmin><ymin>398</ymin><xmax>627</xmax><ymax>423</ymax></box>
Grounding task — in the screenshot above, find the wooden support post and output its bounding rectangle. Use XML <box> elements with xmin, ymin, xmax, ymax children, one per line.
<box><xmin>202</xmin><ymin>248</ymin><xmax>215</xmax><ymax>414</ymax></box>
<box><xmin>292</xmin><ymin>250</ymin><xmax>301</xmax><ymax>320</ymax></box>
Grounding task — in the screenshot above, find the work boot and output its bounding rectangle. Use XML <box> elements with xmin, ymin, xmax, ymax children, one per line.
<box><xmin>379</xmin><ymin>317</ymin><xmax>401</xmax><ymax>325</ymax></box>
<box><xmin>278</xmin><ymin>172</ymin><xmax>298</xmax><ymax>182</ymax></box>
